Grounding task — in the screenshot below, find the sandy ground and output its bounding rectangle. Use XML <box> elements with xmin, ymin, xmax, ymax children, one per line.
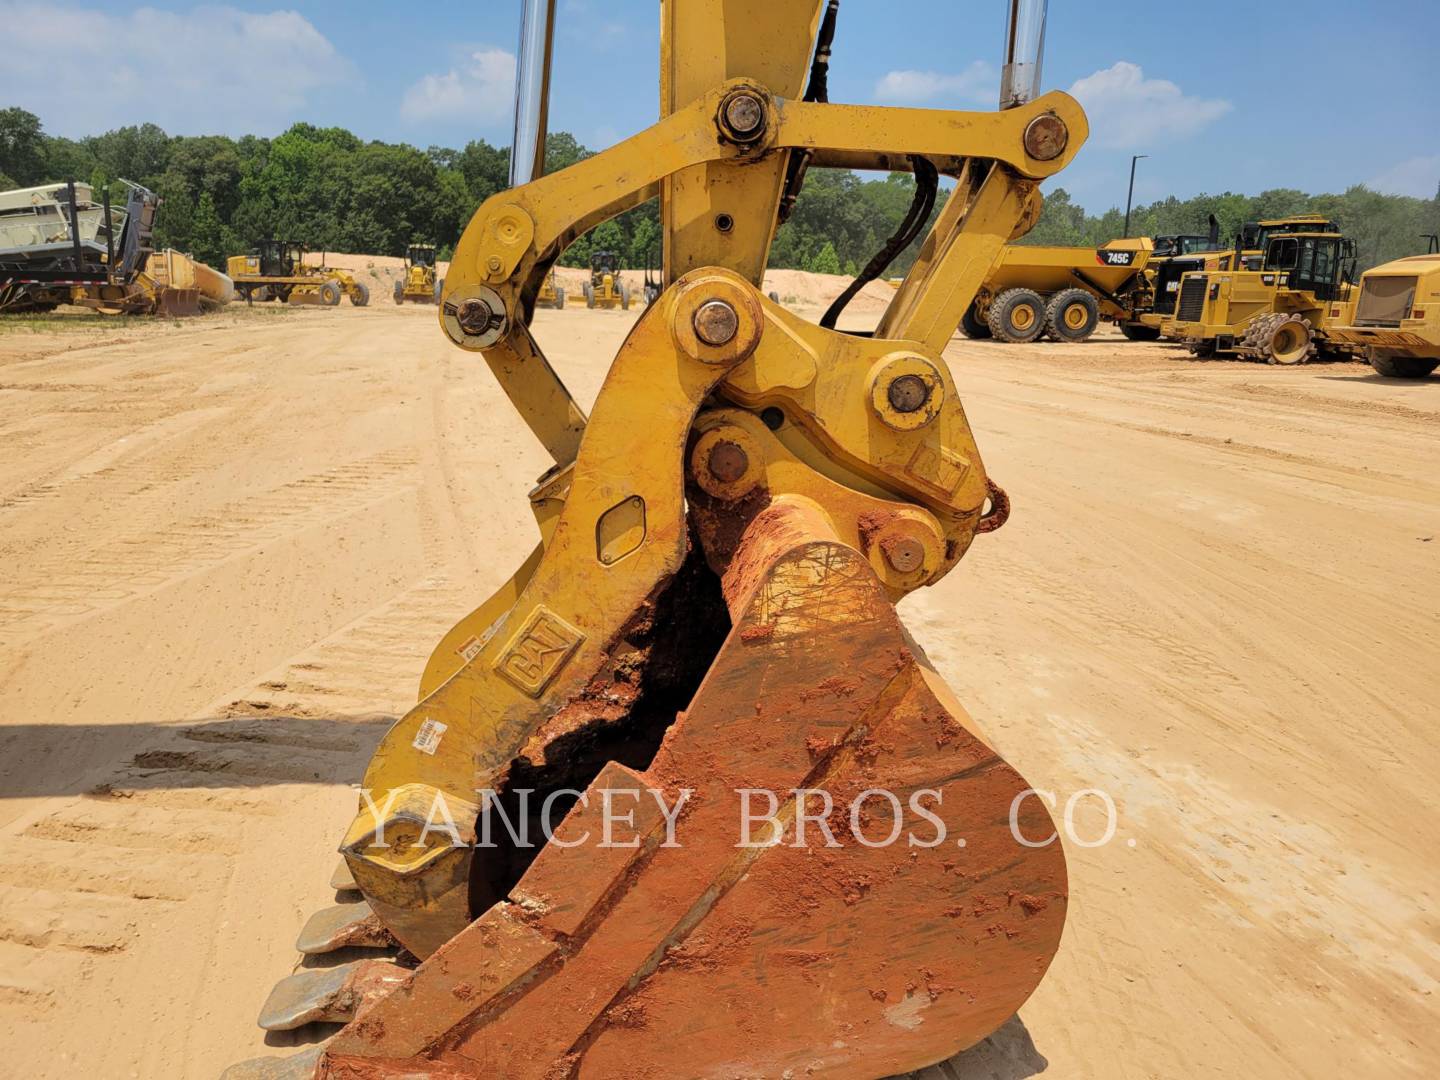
<box><xmin>0</xmin><ymin>288</ymin><xmax>1436</xmax><ymax>1080</ymax></box>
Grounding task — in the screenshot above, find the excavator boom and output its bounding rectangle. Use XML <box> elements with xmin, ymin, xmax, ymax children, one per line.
<box><xmin>230</xmin><ymin>2</ymin><xmax>1086</xmax><ymax>1077</ymax></box>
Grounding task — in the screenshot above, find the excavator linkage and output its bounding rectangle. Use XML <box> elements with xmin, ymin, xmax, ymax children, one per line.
<box><xmin>229</xmin><ymin>1</ymin><xmax>1086</xmax><ymax>1076</ymax></box>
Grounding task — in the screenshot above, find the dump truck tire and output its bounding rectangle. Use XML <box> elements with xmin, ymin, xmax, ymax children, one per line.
<box><xmin>1369</xmin><ymin>350</ymin><xmax>1437</xmax><ymax>379</ymax></box>
<box><xmin>434</xmin><ymin>277</ymin><xmax>444</xmax><ymax>303</ymax></box>
<box><xmin>319</xmin><ymin>281</ymin><xmax>342</xmax><ymax>306</ymax></box>
<box><xmin>554</xmin><ymin>287</ymin><xmax>566</xmax><ymax>309</ymax></box>
<box><xmin>1046</xmin><ymin>288</ymin><xmax>1100</xmax><ymax>342</ymax></box>
<box><xmin>1121</xmin><ymin>322</ymin><xmax>1161</xmax><ymax>342</ymax></box>
<box><xmin>584</xmin><ymin>282</ymin><xmax>595</xmax><ymax>308</ymax></box>
<box><xmin>351</xmin><ymin>282</ymin><xmax>369</xmax><ymax>307</ymax></box>
<box><xmin>393</xmin><ymin>281</ymin><xmax>404</xmax><ymax>305</ymax></box>
<box><xmin>960</xmin><ymin>301</ymin><xmax>992</xmax><ymax>339</ymax></box>
<box><xmin>620</xmin><ymin>284</ymin><xmax>632</xmax><ymax>310</ymax></box>
<box><xmin>987</xmin><ymin>288</ymin><xmax>1046</xmax><ymax>343</ymax></box>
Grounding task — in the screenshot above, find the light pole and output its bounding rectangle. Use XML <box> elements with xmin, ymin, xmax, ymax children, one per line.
<box><xmin>1123</xmin><ymin>154</ymin><xmax>1148</xmax><ymax>238</ymax></box>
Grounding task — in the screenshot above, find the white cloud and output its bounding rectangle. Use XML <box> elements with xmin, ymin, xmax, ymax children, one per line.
<box><xmin>0</xmin><ymin>3</ymin><xmax>353</xmax><ymax>136</ymax></box>
<box><xmin>1068</xmin><ymin>62</ymin><xmax>1230</xmax><ymax>149</ymax></box>
<box><xmin>1365</xmin><ymin>154</ymin><xmax>1440</xmax><ymax>199</ymax></box>
<box><xmin>400</xmin><ymin>48</ymin><xmax>516</xmax><ymax>124</ymax></box>
<box><xmin>874</xmin><ymin>62</ymin><xmax>997</xmax><ymax>106</ymax></box>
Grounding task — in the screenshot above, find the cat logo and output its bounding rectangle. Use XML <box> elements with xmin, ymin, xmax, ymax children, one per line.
<box><xmin>495</xmin><ymin>605</ymin><xmax>585</xmax><ymax>696</ymax></box>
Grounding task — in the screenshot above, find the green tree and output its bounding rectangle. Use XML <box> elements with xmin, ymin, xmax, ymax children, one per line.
<box><xmin>809</xmin><ymin>240</ymin><xmax>841</xmax><ymax>275</ymax></box>
<box><xmin>0</xmin><ymin>107</ymin><xmax>46</xmax><ymax>186</ymax></box>
<box><xmin>190</xmin><ymin>192</ymin><xmax>230</xmax><ymax>266</ymax></box>
<box><xmin>10</xmin><ymin>110</ymin><xmax>1430</xmax><ymax>277</ymax></box>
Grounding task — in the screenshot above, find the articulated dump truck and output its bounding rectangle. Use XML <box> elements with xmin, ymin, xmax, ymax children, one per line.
<box><xmin>959</xmin><ymin>238</ymin><xmax>1150</xmax><ymax>343</ymax></box>
<box><xmin>0</xmin><ymin>180</ymin><xmax>232</xmax><ymax>315</ymax></box>
<box><xmin>228</xmin><ymin>1</ymin><xmax>1084</xmax><ymax>1077</ymax></box>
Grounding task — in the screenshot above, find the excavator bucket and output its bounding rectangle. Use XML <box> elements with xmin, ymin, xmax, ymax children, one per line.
<box><xmin>298</xmin><ymin>499</ymin><xmax>1063</xmax><ymax>1079</ymax></box>
<box><xmin>229</xmin><ymin>1</ymin><xmax>1087</xmax><ymax>1076</ymax></box>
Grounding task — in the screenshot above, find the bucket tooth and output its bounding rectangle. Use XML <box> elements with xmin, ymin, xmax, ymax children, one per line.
<box><xmin>219</xmin><ymin>1044</ymin><xmax>324</xmax><ymax>1080</ymax></box>
<box><xmin>295</xmin><ymin>901</ymin><xmax>393</xmax><ymax>954</ymax></box>
<box><xmin>328</xmin><ymin>858</ymin><xmax>358</xmax><ymax>893</ymax></box>
<box><xmin>258</xmin><ymin>958</ymin><xmax>409</xmax><ymax>1030</ymax></box>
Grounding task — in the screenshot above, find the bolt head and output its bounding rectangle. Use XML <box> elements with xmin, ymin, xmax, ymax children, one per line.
<box><xmin>693</xmin><ymin>299</ymin><xmax>739</xmax><ymax>346</ymax></box>
<box><xmin>724</xmin><ymin>93</ymin><xmax>765</xmax><ymax>137</ymax></box>
<box><xmin>887</xmin><ymin>374</ymin><xmax>930</xmax><ymax>413</ymax></box>
<box><xmin>456</xmin><ymin>297</ymin><xmax>494</xmax><ymax>336</ymax></box>
<box><xmin>706</xmin><ymin>440</ymin><xmax>749</xmax><ymax>484</ymax></box>
<box><xmin>1023</xmin><ymin>114</ymin><xmax>1069</xmax><ymax>162</ymax></box>
<box><xmin>884</xmin><ymin>536</ymin><xmax>926</xmax><ymax>574</ymax></box>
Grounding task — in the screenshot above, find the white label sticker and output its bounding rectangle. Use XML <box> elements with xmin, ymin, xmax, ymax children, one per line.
<box><xmin>457</xmin><ymin>636</ymin><xmax>483</xmax><ymax>663</ymax></box>
<box><xmin>412</xmin><ymin>718</ymin><xmax>448</xmax><ymax>755</ymax></box>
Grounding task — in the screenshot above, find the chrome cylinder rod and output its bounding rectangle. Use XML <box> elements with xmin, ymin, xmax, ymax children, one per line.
<box><xmin>999</xmin><ymin>0</ymin><xmax>1048</xmax><ymax>109</ymax></box>
<box><xmin>510</xmin><ymin>0</ymin><xmax>557</xmax><ymax>187</ymax></box>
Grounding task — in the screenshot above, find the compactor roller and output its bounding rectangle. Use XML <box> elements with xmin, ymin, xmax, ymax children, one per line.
<box><xmin>231</xmin><ymin>1</ymin><xmax>1084</xmax><ymax>1076</ymax></box>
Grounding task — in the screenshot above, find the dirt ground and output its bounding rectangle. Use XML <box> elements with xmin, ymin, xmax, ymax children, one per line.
<box><xmin>0</xmin><ymin>290</ymin><xmax>1436</xmax><ymax>1079</ymax></box>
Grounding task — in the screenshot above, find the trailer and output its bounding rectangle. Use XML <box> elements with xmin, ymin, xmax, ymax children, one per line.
<box><xmin>0</xmin><ymin>179</ymin><xmax>228</xmax><ymax>315</ymax></box>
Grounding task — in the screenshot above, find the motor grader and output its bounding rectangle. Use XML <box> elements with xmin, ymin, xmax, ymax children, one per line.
<box><xmin>536</xmin><ymin>268</ymin><xmax>567</xmax><ymax>308</ymax></box>
<box><xmin>395</xmin><ymin>243</ymin><xmax>442</xmax><ymax>304</ymax></box>
<box><xmin>582</xmin><ymin>249</ymin><xmax>631</xmax><ymax>309</ymax></box>
<box><xmin>1164</xmin><ymin>227</ymin><xmax>1361</xmax><ymax>364</ymax></box>
<box><xmin>229</xmin><ymin>0</ymin><xmax>1085</xmax><ymax>1076</ymax></box>
<box><xmin>228</xmin><ymin>240</ymin><xmax>370</xmax><ymax>307</ymax></box>
<box><xmin>1324</xmin><ymin>237</ymin><xmax>1440</xmax><ymax>378</ymax></box>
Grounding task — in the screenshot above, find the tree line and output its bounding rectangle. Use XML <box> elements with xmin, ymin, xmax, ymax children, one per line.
<box><xmin>3</xmin><ymin>106</ymin><xmax>1435</xmax><ymax>276</ymax></box>
<box><xmin>1021</xmin><ymin>185</ymin><xmax>1440</xmax><ymax>273</ymax></box>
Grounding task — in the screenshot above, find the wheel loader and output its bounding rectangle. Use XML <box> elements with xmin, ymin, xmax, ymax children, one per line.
<box><xmin>228</xmin><ymin>240</ymin><xmax>370</xmax><ymax>307</ymax></box>
<box><xmin>1120</xmin><ymin>217</ymin><xmax>1340</xmax><ymax>342</ymax></box>
<box><xmin>395</xmin><ymin>243</ymin><xmax>442</xmax><ymax>304</ymax></box>
<box><xmin>228</xmin><ymin>1</ymin><xmax>1086</xmax><ymax>1076</ymax></box>
<box><xmin>1324</xmin><ymin>235</ymin><xmax>1440</xmax><ymax>378</ymax></box>
<box><xmin>1163</xmin><ymin>226</ymin><xmax>1360</xmax><ymax>364</ymax></box>
<box><xmin>581</xmin><ymin>249</ymin><xmax>631</xmax><ymax>309</ymax></box>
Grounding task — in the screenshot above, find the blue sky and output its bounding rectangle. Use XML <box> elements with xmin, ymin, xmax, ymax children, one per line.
<box><xmin>4</xmin><ymin>0</ymin><xmax>1438</xmax><ymax>211</ymax></box>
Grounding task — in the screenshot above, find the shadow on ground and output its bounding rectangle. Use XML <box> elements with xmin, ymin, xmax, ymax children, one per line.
<box><xmin>891</xmin><ymin>1015</ymin><xmax>1048</xmax><ymax>1079</ymax></box>
<box><xmin>0</xmin><ymin>712</ymin><xmax>393</xmax><ymax>799</ymax></box>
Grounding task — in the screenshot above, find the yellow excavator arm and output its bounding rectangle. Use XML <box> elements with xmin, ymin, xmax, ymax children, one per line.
<box><xmin>229</xmin><ymin>2</ymin><xmax>1086</xmax><ymax>1077</ymax></box>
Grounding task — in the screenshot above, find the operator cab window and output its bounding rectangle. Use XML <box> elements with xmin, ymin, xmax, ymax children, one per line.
<box><xmin>1268</xmin><ymin>238</ymin><xmax>1299</xmax><ymax>270</ymax></box>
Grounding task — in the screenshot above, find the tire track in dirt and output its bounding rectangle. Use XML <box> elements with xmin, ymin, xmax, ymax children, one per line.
<box><xmin>0</xmin><ymin>450</ymin><xmax>418</xmax><ymax>642</ymax></box>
